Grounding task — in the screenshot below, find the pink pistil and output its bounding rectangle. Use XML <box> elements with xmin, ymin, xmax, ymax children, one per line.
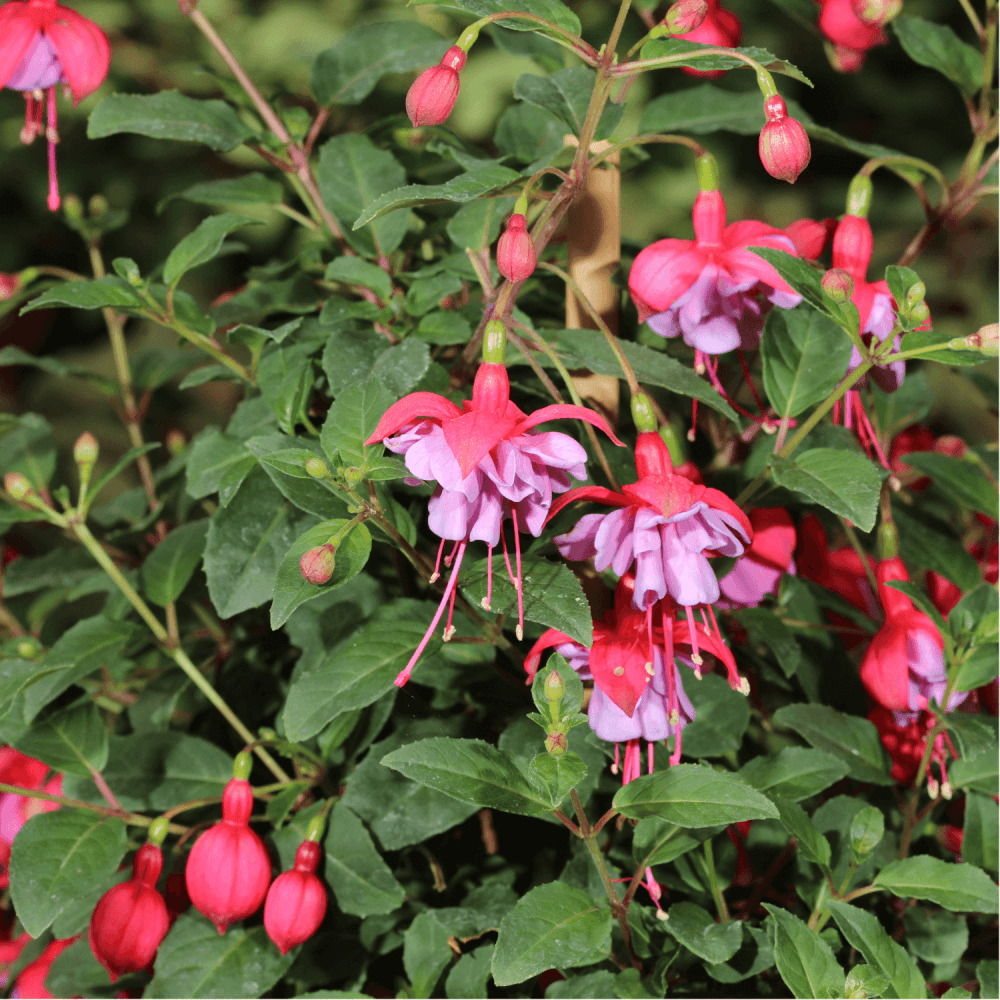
<box><xmin>512</xmin><ymin>511</ymin><xmax>525</xmax><ymax>641</ymax></box>
<box><xmin>46</xmin><ymin>87</ymin><xmax>60</xmax><ymax>213</ymax></box>
<box><xmin>685</xmin><ymin>606</ymin><xmax>702</xmax><ymax>673</ymax></box>
<box><xmin>854</xmin><ymin>393</ymin><xmax>891</xmax><ymax>468</ymax></box>
<box><xmin>430</xmin><ymin>538</ymin><xmax>446</xmax><ymax>583</ymax></box>
<box><xmin>612</xmin><ymin>743</ymin><xmax>620</xmax><ymax>775</ymax></box>
<box><xmin>483</xmin><ymin>544</ymin><xmax>493</xmax><ymax>610</ymax></box>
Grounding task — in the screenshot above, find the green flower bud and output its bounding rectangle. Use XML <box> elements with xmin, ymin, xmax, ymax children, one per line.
<box><xmin>73</xmin><ymin>432</ymin><xmax>99</xmax><ymax>469</ymax></box>
<box><xmin>630</xmin><ymin>392</ymin><xmax>658</xmax><ymax>434</ymax></box>
<box><xmin>232</xmin><ymin>750</ymin><xmax>253</xmax><ymax>781</ymax></box>
<box><xmin>821</xmin><ymin>268</ymin><xmax>855</xmax><ymax>303</ymax></box>
<box><xmin>4</xmin><ymin>473</ymin><xmax>32</xmax><ymax>501</ymax></box>
<box><xmin>305</xmin><ymin>458</ymin><xmax>331</xmax><ymax>479</ymax></box>
<box><xmin>148</xmin><ymin>815</ymin><xmax>170</xmax><ymax>846</ymax></box>
<box><xmin>544</xmin><ymin>668</ymin><xmax>565</xmax><ymax>704</ymax></box>
<box><xmin>545</xmin><ymin>731</ymin><xmax>568</xmax><ymax>755</ymax></box>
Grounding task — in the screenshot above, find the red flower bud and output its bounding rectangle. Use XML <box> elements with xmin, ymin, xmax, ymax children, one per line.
<box><xmin>263</xmin><ymin>839</ymin><xmax>327</xmax><ymax>955</ymax></box>
<box><xmin>496</xmin><ymin>214</ymin><xmax>536</xmax><ymax>282</ymax></box>
<box><xmin>300</xmin><ymin>544</ymin><xmax>336</xmax><ymax>585</ymax></box>
<box><xmin>661</xmin><ymin>0</ymin><xmax>709</xmax><ymax>34</ymax></box>
<box><xmin>89</xmin><ymin>844</ymin><xmax>170</xmax><ymax>982</ymax></box>
<box><xmin>821</xmin><ymin>267</ymin><xmax>855</xmax><ymax>302</ymax></box>
<box><xmin>758</xmin><ymin>94</ymin><xmax>811</xmax><ymax>183</ymax></box>
<box><xmin>185</xmin><ymin>778</ymin><xmax>272</xmax><ymax>934</ymax></box>
<box><xmin>0</xmin><ymin>274</ymin><xmax>20</xmax><ymax>300</ymax></box>
<box><xmin>405</xmin><ymin>46</ymin><xmax>466</xmax><ymax>128</ymax></box>
<box><xmin>165</xmin><ymin>872</ymin><xmax>192</xmax><ymax>924</ymax></box>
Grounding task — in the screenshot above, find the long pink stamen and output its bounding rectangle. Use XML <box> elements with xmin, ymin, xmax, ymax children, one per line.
<box><xmin>612</xmin><ymin>743</ymin><xmax>620</xmax><ymax>775</ymax></box>
<box><xmin>483</xmin><ymin>543</ymin><xmax>493</xmax><ymax>609</ymax></box>
<box><xmin>694</xmin><ymin>349</ymin><xmax>706</xmax><ymax>375</ymax></box>
<box><xmin>46</xmin><ymin>87</ymin><xmax>59</xmax><ymax>212</ymax></box>
<box><xmin>689</xmin><ymin>399</ymin><xmax>698</xmax><ymax>441</ymax></box>
<box><xmin>430</xmin><ymin>538</ymin><xmax>446</xmax><ymax>583</ymax></box>
<box><xmin>685</xmin><ymin>606</ymin><xmax>702</xmax><ymax>674</ymax></box>
<box><xmin>844</xmin><ymin>390</ymin><xmax>855</xmax><ymax>430</ymax></box>
<box><xmin>512</xmin><ymin>510</ymin><xmax>524</xmax><ymax>641</ymax></box>
<box><xmin>855</xmin><ymin>396</ymin><xmax>891</xmax><ymax>469</ymax></box>
<box><xmin>703</xmin><ymin>357</ymin><xmax>758</xmax><ymax>420</ymax></box>
<box><xmin>832</xmin><ymin>398</ymin><xmax>841</xmax><ymax>424</ymax></box>
<box><xmin>648</xmin><ymin>741</ymin><xmax>655</xmax><ymax>775</ymax></box>
<box><xmin>444</xmin><ymin>539</ymin><xmax>461</xmax><ymax>568</ymax></box>
<box><xmin>444</xmin><ymin>578</ymin><xmax>458</xmax><ymax>640</ymax></box>
<box><xmin>737</xmin><ymin>350</ymin><xmax>766</xmax><ymax>414</ymax></box>
<box><xmin>670</xmin><ymin>724</ymin><xmax>682</xmax><ymax>766</ymax></box>
<box><xmin>21</xmin><ymin>93</ymin><xmax>37</xmax><ymax>144</ymax></box>
<box><xmin>623</xmin><ymin>739</ymin><xmax>641</xmax><ymax>784</ymax></box>
<box><xmin>394</xmin><ymin>541</ymin><xmax>467</xmax><ymax>687</ymax></box>
<box><xmin>500</xmin><ymin>522</ymin><xmax>515</xmax><ymax>587</ymax></box>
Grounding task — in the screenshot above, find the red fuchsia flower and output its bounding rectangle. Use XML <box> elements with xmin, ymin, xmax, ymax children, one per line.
<box><xmin>675</xmin><ymin>0</ymin><xmax>741</xmax><ymax>79</ymax></box>
<box><xmin>868</xmin><ymin>706</ymin><xmax>960</xmax><ymax>794</ymax></box>
<box><xmin>405</xmin><ymin>45</ymin><xmax>465</xmax><ymax>128</ymax></box>
<box><xmin>0</xmin><ymin>747</ymin><xmax>61</xmax><ymax>889</ymax></box>
<box><xmin>938</xmin><ymin>823</ymin><xmax>963</xmax><ymax>860</ymax></box>
<box><xmin>365</xmin><ymin>320</ymin><xmax>621</xmax><ymax>685</ymax></box>
<box><xmin>0</xmin><ymin>274</ymin><xmax>21</xmax><ymax>300</ymax></box>
<box><xmin>784</xmin><ymin>218</ymin><xmax>836</xmax><ymax>261</ymax></box>
<box><xmin>0</xmin><ymin>0</ymin><xmax>111</xmax><ymax>212</ymax></box>
<box><xmin>89</xmin><ymin>842</ymin><xmax>170</xmax><ymax>982</ymax></box>
<box><xmin>628</xmin><ymin>159</ymin><xmax>801</xmax><ymax>385</ymax></box>
<box><xmin>718</xmin><ymin>507</ymin><xmax>796</xmax><ymax>610</ymax></box>
<box><xmin>264</xmin><ymin>838</ymin><xmax>327</xmax><ymax>955</ymax></box>
<box><xmin>165</xmin><ymin>871</ymin><xmax>191</xmax><ymax>925</ymax></box>
<box><xmin>11</xmin><ymin>936</ymin><xmax>78</xmax><ymax>999</ymax></box>
<box><xmin>816</xmin><ymin>0</ymin><xmax>887</xmax><ymax>72</ymax></box>
<box><xmin>0</xmin><ymin>932</ymin><xmax>30</xmax><ymax>990</ymax></box>
<box><xmin>889</xmin><ymin>424</ymin><xmax>968</xmax><ymax>492</ymax></box>
<box><xmin>185</xmin><ymin>776</ymin><xmax>272</xmax><ymax>934</ymax></box>
<box><xmin>758</xmin><ymin>94</ymin><xmax>811</xmax><ymax>184</ymax></box>
<box><xmin>496</xmin><ymin>213</ymin><xmax>536</xmax><ymax>283</ymax></box>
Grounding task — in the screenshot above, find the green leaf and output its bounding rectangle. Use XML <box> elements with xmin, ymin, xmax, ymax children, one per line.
<box><xmin>460</xmin><ymin>555</ymin><xmax>593</xmax><ymax>648</ymax></box>
<box><xmin>492</xmin><ymin>881</ymin><xmax>612</xmax><ymax>986</ymax></box>
<box><xmin>163</xmin><ymin>214</ymin><xmax>258</xmax><ymax>288</ymax></box>
<box><xmin>828</xmin><ymin>900</ymin><xmax>927</xmax><ymax>1000</ymax></box>
<box><xmin>317</xmin><ymin>134</ymin><xmax>409</xmax><ymax>256</ymax></box>
<box><xmin>764</xmin><ymin>904</ymin><xmax>845</xmax><ymax>999</ymax></box>
<box><xmin>897</xmin><ymin>325</ymin><xmax>985</xmax><ymax>366</ymax></box>
<box><xmin>186</xmin><ymin>428</ymin><xmax>255</xmax><ymax>503</ymax></box>
<box><xmin>269</xmin><ymin>518</ymin><xmax>372</xmax><ymax>628</ymax></box>
<box><xmin>380</xmin><ymin>737</ymin><xmax>556</xmax><ymax>816</ymax></box>
<box><xmin>142</xmin><ymin>520</ymin><xmax>209</xmax><ymax>606</ymax></box>
<box><xmin>978</xmin><ymin>959</ymin><xmax>999</xmax><ymax>999</ymax></box>
<box><xmin>0</xmin><ymin>660</ymin><xmax>63</xmax><ymax>717</ymax></box>
<box><xmin>731</xmin><ymin>607</ymin><xmax>802</xmax><ymax>678</ymax></box>
<box><xmin>321</xmin><ymin>324</ymin><xmax>386</xmax><ymax>395</ymax></box>
<box><xmin>769</xmin><ymin>793</ymin><xmax>831</xmax><ymax>868</ymax></box>
<box><xmin>415</xmin><ymin>310</ymin><xmax>474</xmax><ymax>345</ymax></box>
<box><xmin>0</xmin><ymin>412</ymin><xmax>56</xmax><ymax>491</ymax></box>
<box><xmin>893</xmin><ymin>505</ymin><xmax>982</xmax><ymax>593</ymax></box>
<box><xmin>893</xmin><ymin>16</ymin><xmax>983</xmax><ymax>95</ymax></box>
<box><xmin>773</xmin><ymin>704</ymin><xmax>894</xmax><ymax>785</ymax></box>
<box><xmin>949</xmin><ymin>583</ymin><xmax>999</xmax><ymax>644</ymax></box>
<box><xmin>681</xmin><ymin>673</ymin><xmax>751</xmax><ymax>756</ymax></box>
<box><xmin>639</xmin><ymin>39</ymin><xmax>811</xmax><ymax>85</ymax></box>
<box><xmin>257</xmin><ymin>342</ymin><xmax>314</xmax><ymax>434</ymax></box>
<box><xmin>320</xmin><ymin>375</ymin><xmax>396</xmax><ymax>472</ymax></box>
<box><xmin>447</xmin><ymin>197</ymin><xmax>516</xmax><ymax>252</ymax></box>
<box><xmin>0</xmin><ymin>347</ymin><xmax>112</xmax><ymax>390</ymax></box>
<box><xmin>663</xmin><ymin>901</ymin><xmax>742</xmax><ymax>964</ymax></box>
<box><xmin>9</xmin><ymin>809</ymin><xmax>127</xmax><ymax>937</ymax></box>
<box><xmin>613</xmin><ymin>764</ymin><xmax>780</xmax><ymax>825</ymax></box>
<box><xmin>352</xmin><ymin>164</ymin><xmax>522</xmax><ymax>228</ymax></box>
<box><xmin>46</xmin><ymin>937</ymin><xmax>119</xmax><ymax>996</ymax></box>
<box><xmin>16</xmin><ymin>702</ymin><xmax>109</xmax><ymax>778</ymax></box>
<box><xmin>953</xmin><ymin>643</ymin><xmax>999</xmax><ymax>693</ymax></box>
<box><xmin>494</xmin><ymin>103</ymin><xmax>566</xmax><ymax>164</ymax></box>
<box><xmin>88</xmin><ymin>91</ymin><xmax>256</xmax><ymax>151</ymax></box>
<box><xmin>963</xmin><ymin>791</ymin><xmax>999</xmax><ymax>873</ymax></box>
<box><xmin>405</xmin><ymin>272</ymin><xmax>463</xmax><ymax>317</ymax></box>
<box><xmin>149</xmin><ymin>734</ymin><xmax>247</xmax><ymax>809</ymax></box>
<box><xmin>341</xmin><ymin>734</ymin><xmax>479</xmax><ymax>850</ymax></box>
<box><xmin>282</xmin><ymin>612</ymin><xmax>441</xmax><ymax>740</ymax></box>
<box><xmin>555</xmin><ymin>328</ymin><xmax>739</xmax><ymax>421</ymax></box>
<box><xmin>761</xmin><ymin>307</ymin><xmax>854</xmax><ymax>418</ymax></box>
<box><xmin>739</xmin><ymin>747</ymin><xmax>849</xmax><ymax>802</ymax></box>
<box><xmin>245</xmin><ymin>434</ymin><xmax>347</xmax><ymax>521</ymax></box>
<box><xmin>874</xmin><ymin>855</ymin><xmax>1000</xmax><ymax>912</ymax></box>
<box><xmin>204</xmin><ymin>468</ymin><xmax>317</xmax><ymax>619</ymax></box>
<box><xmin>146</xmin><ymin>912</ymin><xmax>294</xmax><ymax>998</ymax></box>
<box><xmin>632</xmin><ymin>818</ymin><xmax>718</xmax><ymax>866</ymax></box>
<box><xmin>771</xmin><ymin>447</ymin><xmax>883</xmax><ymax>531</ymax></box>
<box><xmin>404</xmin><ymin>910</ymin><xmax>456</xmax><ymax>998</ymax></box>
<box><xmin>514</xmin><ymin>67</ymin><xmax>624</xmax><ymax>141</ymax></box>
<box><xmin>311</xmin><ymin>22</ymin><xmax>450</xmax><ymax>104</ymax></box>
<box><xmin>901</xmin><ymin>907</ymin><xmax>968</xmax><ymax>965</ymax></box>
<box><xmin>325</xmin><ymin>257</ymin><xmax>393</xmax><ymax>301</ymax></box>
<box><xmin>641</xmin><ymin>82</ymin><xmax>810</xmax><ymax>135</ymax></box>
<box><xmin>446</xmin><ymin>944</ymin><xmax>494</xmax><ymax>1000</ymax></box>
<box><xmin>529</xmin><ymin>751</ymin><xmax>588</xmax><ymax>804</ymax></box>
<box><xmin>950</xmin><ymin>750</ymin><xmax>998</xmax><ymax>795</ymax></box>
<box><xmin>372</xmin><ymin>340</ymin><xmax>432</xmax><ymax>397</ymax></box>
<box><xmin>20</xmin><ymin>276</ymin><xmax>146</xmax><ymax>315</ymax></box>
<box><xmin>901</xmin><ymin>452</ymin><xmax>998</xmax><ymax>520</ymax></box>
<box><xmin>323</xmin><ymin>803</ymin><xmax>406</xmax><ymax>917</ymax></box>
<box><xmin>163</xmin><ymin>172</ymin><xmax>284</xmax><ymax>209</ymax></box>
<box><xmin>407</xmin><ymin>0</ymin><xmax>581</xmax><ymax>34</ymax></box>
<box><xmin>844</xmin><ymin>965</ymin><xmax>892</xmax><ymax>999</ymax></box>
<box><xmin>849</xmin><ymin>806</ymin><xmax>885</xmax><ymax>861</ymax></box>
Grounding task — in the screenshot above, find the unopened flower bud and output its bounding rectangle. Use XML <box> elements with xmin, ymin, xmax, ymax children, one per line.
<box><xmin>264</xmin><ymin>839</ymin><xmax>327</xmax><ymax>954</ymax></box>
<box><xmin>300</xmin><ymin>544</ymin><xmax>337</xmax><ymax>585</ymax></box>
<box><xmin>758</xmin><ymin>94</ymin><xmax>811</xmax><ymax>183</ymax></box>
<box><xmin>165</xmin><ymin>429</ymin><xmax>186</xmax><ymax>456</ymax></box>
<box><xmin>905</xmin><ymin>281</ymin><xmax>926</xmax><ymax>306</ymax></box>
<box><xmin>88</xmin><ymin>194</ymin><xmax>109</xmax><ymax>218</ymax></box>
<box><xmin>544</xmin><ymin>669</ymin><xmax>565</xmax><ymax>703</ymax></box>
<box><xmin>908</xmin><ymin>301</ymin><xmax>930</xmax><ymax>325</ymax></box>
<box><xmin>0</xmin><ymin>273</ymin><xmax>21</xmax><ymax>300</ymax></box>
<box><xmin>825</xmin><ymin>42</ymin><xmax>868</xmax><ymax>73</ymax></box>
<box><xmin>545</xmin><ymin>731</ymin><xmax>568</xmax><ymax>755</ymax></box>
<box><xmin>4</xmin><ymin>473</ymin><xmax>32</xmax><ymax>501</ymax></box>
<box><xmin>849</xmin><ymin>0</ymin><xmax>901</xmax><ymax>26</ymax></box>
<box><xmin>305</xmin><ymin>457</ymin><xmax>330</xmax><ymax>479</ymax></box>
<box><xmin>496</xmin><ymin>214</ymin><xmax>536</xmax><ymax>282</ymax></box>
<box><xmin>73</xmin><ymin>432</ymin><xmax>99</xmax><ymax>469</ymax></box>
<box><xmin>344</xmin><ymin>467</ymin><xmax>363</xmax><ymax>487</ymax></box>
<box><xmin>662</xmin><ymin>0</ymin><xmax>709</xmax><ymax>34</ymax></box>
<box><xmin>62</xmin><ymin>193</ymin><xmax>83</xmax><ymax>222</ymax></box>
<box><xmin>964</xmin><ymin>323</ymin><xmax>999</xmax><ymax>356</ymax></box>
<box><xmin>821</xmin><ymin>268</ymin><xmax>855</xmax><ymax>302</ymax></box>
<box><xmin>405</xmin><ymin>46</ymin><xmax>466</xmax><ymax>128</ymax></box>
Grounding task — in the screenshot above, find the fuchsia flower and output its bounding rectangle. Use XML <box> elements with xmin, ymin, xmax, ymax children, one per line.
<box><xmin>0</xmin><ymin>0</ymin><xmax>111</xmax><ymax>211</ymax></box>
<box><xmin>758</xmin><ymin>94</ymin><xmax>811</xmax><ymax>184</ymax></box>
<box><xmin>816</xmin><ymin>0</ymin><xmax>887</xmax><ymax>71</ymax></box>
<box><xmin>496</xmin><ymin>213</ymin><xmax>536</xmax><ymax>283</ymax></box>
<box><xmin>675</xmin><ymin>0</ymin><xmax>741</xmax><ymax>79</ymax></box>
<box><xmin>405</xmin><ymin>45</ymin><xmax>465</xmax><ymax>127</ymax></box>
<box><xmin>264</xmin><ymin>839</ymin><xmax>327</xmax><ymax>955</ymax></box>
<box><xmin>784</xmin><ymin>217</ymin><xmax>835</xmax><ymax>261</ymax></box>
<box><xmin>718</xmin><ymin>507</ymin><xmax>796</xmax><ymax>609</ymax></box>
<box><xmin>628</xmin><ymin>181</ymin><xmax>801</xmax><ymax>362</ymax></box>
<box><xmin>365</xmin><ymin>320</ymin><xmax>621</xmax><ymax>686</ymax></box>
<box><xmin>0</xmin><ymin>748</ymin><xmax>61</xmax><ymax>890</ymax></box>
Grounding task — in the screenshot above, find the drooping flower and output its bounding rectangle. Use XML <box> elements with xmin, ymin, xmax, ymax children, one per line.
<box><xmin>365</xmin><ymin>319</ymin><xmax>621</xmax><ymax>685</ymax></box>
<box><xmin>185</xmin><ymin>777</ymin><xmax>272</xmax><ymax>934</ymax></box>
<box><xmin>758</xmin><ymin>94</ymin><xmax>811</xmax><ymax>184</ymax></box>
<box><xmin>496</xmin><ymin>213</ymin><xmax>536</xmax><ymax>283</ymax></box>
<box><xmin>868</xmin><ymin>706</ymin><xmax>960</xmax><ymax>795</ymax></box>
<box><xmin>11</xmin><ymin>936</ymin><xmax>77</xmax><ymax>999</ymax></box>
<box><xmin>89</xmin><ymin>843</ymin><xmax>170</xmax><ymax>982</ymax></box>
<box><xmin>0</xmin><ymin>0</ymin><xmax>111</xmax><ymax>211</ymax></box>
<box><xmin>405</xmin><ymin>45</ymin><xmax>465</xmax><ymax>128</ymax></box>
<box><xmin>264</xmin><ymin>838</ymin><xmax>327</xmax><ymax>955</ymax></box>
<box><xmin>817</xmin><ymin>0</ymin><xmax>887</xmax><ymax>72</ymax></box>
<box><xmin>628</xmin><ymin>162</ymin><xmax>801</xmax><ymax>367</ymax></box>
<box><xmin>0</xmin><ymin>748</ymin><xmax>61</xmax><ymax>889</ymax></box>
<box><xmin>784</xmin><ymin>218</ymin><xmax>836</xmax><ymax>261</ymax></box>
<box><xmin>718</xmin><ymin>507</ymin><xmax>796</xmax><ymax>609</ymax></box>
<box><xmin>675</xmin><ymin>0</ymin><xmax>741</xmax><ymax>78</ymax></box>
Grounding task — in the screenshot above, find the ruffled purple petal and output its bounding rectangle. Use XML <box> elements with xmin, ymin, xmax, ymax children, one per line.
<box><xmin>6</xmin><ymin>34</ymin><xmax>65</xmax><ymax>92</ymax></box>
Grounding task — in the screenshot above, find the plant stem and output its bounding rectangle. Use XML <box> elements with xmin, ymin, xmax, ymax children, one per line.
<box><xmin>702</xmin><ymin>838</ymin><xmax>730</xmax><ymax>922</ymax></box>
<box><xmin>72</xmin><ymin>521</ymin><xmax>291</xmax><ymax>783</ymax></box>
<box><xmin>587</xmin><ymin>133</ymin><xmax>706</xmax><ymax>170</ymax></box>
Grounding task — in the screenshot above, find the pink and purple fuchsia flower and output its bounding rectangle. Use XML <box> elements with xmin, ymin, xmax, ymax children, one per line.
<box><xmin>365</xmin><ymin>320</ymin><xmax>622</xmax><ymax>687</ymax></box>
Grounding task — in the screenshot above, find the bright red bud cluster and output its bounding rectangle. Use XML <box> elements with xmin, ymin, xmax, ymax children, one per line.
<box><xmin>758</xmin><ymin>94</ymin><xmax>811</xmax><ymax>184</ymax></box>
<box><xmin>264</xmin><ymin>839</ymin><xmax>327</xmax><ymax>955</ymax></box>
<box><xmin>496</xmin><ymin>213</ymin><xmax>536</xmax><ymax>283</ymax></box>
<box><xmin>405</xmin><ymin>45</ymin><xmax>465</xmax><ymax>128</ymax></box>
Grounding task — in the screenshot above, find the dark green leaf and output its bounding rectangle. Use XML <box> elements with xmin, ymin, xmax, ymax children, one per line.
<box><xmin>149</xmin><ymin>734</ymin><xmax>248</xmax><ymax>809</ymax></box>
<box><xmin>0</xmin><ymin>412</ymin><xmax>56</xmax><ymax>491</ymax></box>
<box><xmin>492</xmin><ymin>881</ymin><xmax>612</xmax><ymax>986</ymax></box>
<box><xmin>963</xmin><ymin>791</ymin><xmax>999</xmax><ymax>873</ymax></box>
<box><xmin>142</xmin><ymin>520</ymin><xmax>209</xmax><ymax>606</ymax></box>
<box><xmin>257</xmin><ymin>342</ymin><xmax>314</xmax><ymax>433</ymax></box>
<box><xmin>381</xmin><ymin>737</ymin><xmax>556</xmax><ymax>816</ymax></box>
<box><xmin>893</xmin><ymin>504</ymin><xmax>982</xmax><ymax>592</ymax></box>
<box><xmin>88</xmin><ymin>91</ymin><xmax>256</xmax><ymax>151</ymax></box>
<box><xmin>445</xmin><ymin>944</ymin><xmax>494</xmax><ymax>999</ymax></box>
<box><xmin>372</xmin><ymin>340</ymin><xmax>432</xmax><ymax>396</ymax></box>
<box><xmin>146</xmin><ymin>912</ymin><xmax>294</xmax><ymax>998</ymax></box>
<box><xmin>731</xmin><ymin>607</ymin><xmax>803</xmax><ymax>678</ymax></box>
<box><xmin>311</xmin><ymin>22</ymin><xmax>450</xmax><ymax>104</ymax></box>
<box><xmin>320</xmin><ymin>375</ymin><xmax>396</xmax><ymax>472</ymax></box>
<box><xmin>317</xmin><ymin>134</ymin><xmax>409</xmax><ymax>256</ymax></box>
<box><xmin>849</xmin><ymin>806</ymin><xmax>885</xmax><ymax>861</ymax></box>
<box><xmin>9</xmin><ymin>810</ymin><xmax>127</xmax><ymax>937</ymax></box>
<box><xmin>16</xmin><ymin>702</ymin><xmax>109</xmax><ymax>777</ymax></box>
<box><xmin>404</xmin><ymin>910</ymin><xmax>456</xmax><ymax>998</ymax></box>
<box><xmin>681</xmin><ymin>673</ymin><xmax>751</xmax><ymax>756</ymax></box>
<box><xmin>893</xmin><ymin>16</ymin><xmax>983</xmax><ymax>95</ymax></box>
<box><xmin>664</xmin><ymin>901</ymin><xmax>742</xmax><ymax>964</ymax></box>
<box><xmin>20</xmin><ymin>276</ymin><xmax>146</xmax><ymax>315</ymax></box>
<box><xmin>514</xmin><ymin>67</ymin><xmax>624</xmax><ymax>141</ymax></box>
<box><xmin>405</xmin><ymin>272</ymin><xmax>463</xmax><ymax>317</ymax></box>
<box><xmin>739</xmin><ymin>747</ymin><xmax>849</xmax><ymax>802</ymax></box>
<box><xmin>954</xmin><ymin>643</ymin><xmax>999</xmax><ymax>693</ymax></box>
<box><xmin>163</xmin><ymin>214</ymin><xmax>257</xmax><ymax>287</ymax></box>
<box><xmin>901</xmin><ymin>907</ymin><xmax>968</xmax><ymax>965</ymax></box>
<box><xmin>764</xmin><ymin>904</ymin><xmax>845</xmax><ymax>999</ymax></box>
<box><xmin>978</xmin><ymin>960</ymin><xmax>999</xmax><ymax>999</ymax></box>
<box><xmin>773</xmin><ymin>704</ymin><xmax>894</xmax><ymax>785</ymax></box>
<box><xmin>447</xmin><ymin>197</ymin><xmax>516</xmax><ymax>251</ymax></box>
<box><xmin>749</xmin><ymin>247</ymin><xmax>858</xmax><ymax>331</ymax></box>
<box><xmin>632</xmin><ymin>818</ymin><xmax>718</xmax><ymax>866</ymax></box>
<box><xmin>245</xmin><ymin>434</ymin><xmax>347</xmax><ymax>520</ymax></box>
<box><xmin>769</xmin><ymin>793</ymin><xmax>832</xmax><ymax>868</ymax></box>
<box><xmin>950</xmin><ymin>750</ymin><xmax>998</xmax><ymax>795</ymax></box>
<box><xmin>270</xmin><ymin>518</ymin><xmax>372</xmax><ymax>628</ymax></box>
<box><xmin>874</xmin><ymin>855</ymin><xmax>1000</xmax><ymax>912</ymax></box>
<box><xmin>164</xmin><ymin>173</ymin><xmax>284</xmax><ymax>209</ymax></box>
<box><xmin>46</xmin><ymin>937</ymin><xmax>120</xmax><ymax>996</ymax></box>
<box><xmin>408</xmin><ymin>0</ymin><xmax>581</xmax><ymax>34</ymax></box>
<box><xmin>185</xmin><ymin>428</ymin><xmax>255</xmax><ymax>503</ymax></box>
<box><xmin>902</xmin><ymin>452</ymin><xmax>998</xmax><ymax>520</ymax></box>
<box><xmin>325</xmin><ymin>257</ymin><xmax>393</xmax><ymax>301</ymax></box>
<box><xmin>639</xmin><ymin>39</ymin><xmax>811</xmax><ymax>85</ymax></box>
<box><xmin>949</xmin><ymin>583</ymin><xmax>999</xmax><ymax>644</ymax></box>
<box><xmin>613</xmin><ymin>764</ymin><xmax>780</xmax><ymax>825</ymax></box>
<box><xmin>494</xmin><ymin>103</ymin><xmax>565</xmax><ymax>164</ymax></box>
<box><xmin>321</xmin><ymin>325</ymin><xmax>386</xmax><ymax>395</ymax></box>
<box><xmin>415</xmin><ymin>311</ymin><xmax>474</xmax><ymax>345</ymax></box>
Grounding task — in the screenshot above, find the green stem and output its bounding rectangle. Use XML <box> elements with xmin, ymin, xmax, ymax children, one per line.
<box><xmin>604</xmin><ymin>0</ymin><xmax>635</xmax><ymax>64</ymax></box>
<box><xmin>72</xmin><ymin>521</ymin><xmax>291</xmax><ymax>783</ymax></box>
<box><xmin>859</xmin><ymin>155</ymin><xmax>951</xmax><ymax>207</ymax></box>
<box><xmin>587</xmin><ymin>133</ymin><xmax>706</xmax><ymax>170</ymax></box>
<box><xmin>469</xmin><ymin>10</ymin><xmax>598</xmax><ymax>60</ymax></box>
<box><xmin>612</xmin><ymin>46</ymin><xmax>771</xmax><ymax>77</ymax></box>
<box><xmin>702</xmin><ymin>839</ymin><xmax>730</xmax><ymax>922</ymax></box>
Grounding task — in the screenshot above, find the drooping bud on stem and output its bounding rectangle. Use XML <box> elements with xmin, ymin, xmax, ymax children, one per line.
<box><xmin>232</xmin><ymin>750</ymin><xmax>253</xmax><ymax>781</ymax></box>
<box><xmin>165</xmin><ymin>429</ymin><xmax>186</xmax><ymax>456</ymax></box>
<box><xmin>758</xmin><ymin>94</ymin><xmax>811</xmax><ymax>183</ymax></box>
<box><xmin>497</xmin><ymin>212</ymin><xmax>536</xmax><ymax>282</ymax></box>
<box><xmin>300</xmin><ymin>544</ymin><xmax>337</xmax><ymax>586</ymax></box>
<box><xmin>850</xmin><ymin>0</ymin><xmax>901</xmax><ymax>27</ymax></box>
<box><xmin>661</xmin><ymin>0</ymin><xmax>709</xmax><ymax>34</ymax></box>
<box><xmin>846</xmin><ymin>173</ymin><xmax>873</xmax><ymax>218</ymax></box>
<box><xmin>821</xmin><ymin>268</ymin><xmax>855</xmax><ymax>302</ymax></box>
<box><xmin>405</xmin><ymin>46</ymin><xmax>467</xmax><ymax>128</ymax></box>
<box><xmin>877</xmin><ymin>519</ymin><xmax>899</xmax><ymax>561</ymax></box>
<box><xmin>630</xmin><ymin>392</ymin><xmax>659</xmax><ymax>434</ymax></box>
